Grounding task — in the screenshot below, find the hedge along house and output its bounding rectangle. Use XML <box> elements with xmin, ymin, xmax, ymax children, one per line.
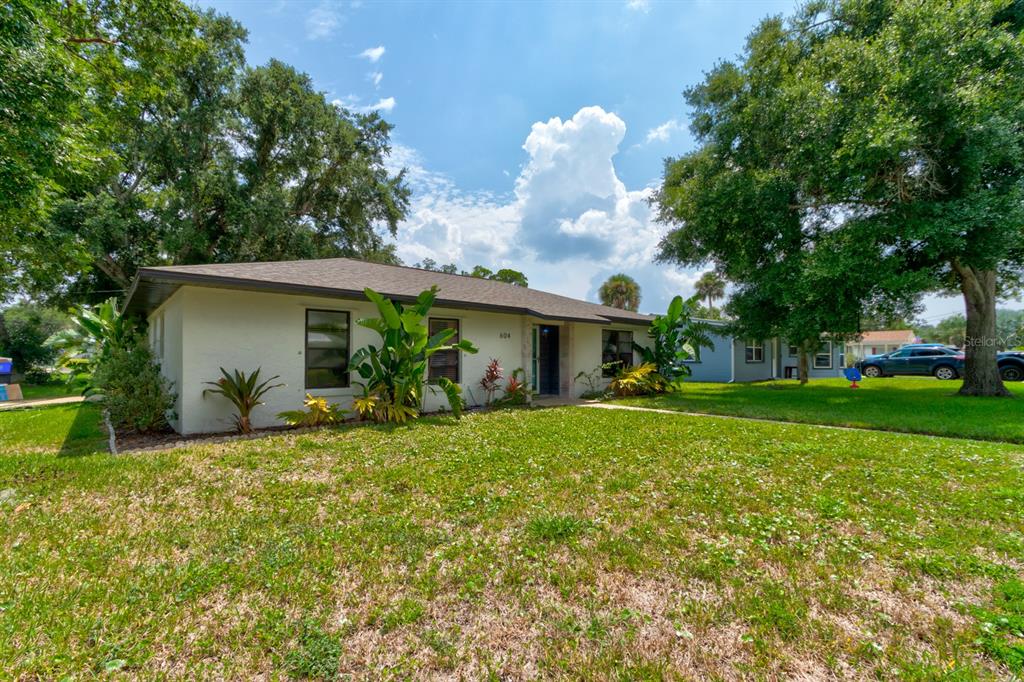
<box><xmin>123</xmin><ymin>257</ymin><xmax>657</xmax><ymax>435</ymax></box>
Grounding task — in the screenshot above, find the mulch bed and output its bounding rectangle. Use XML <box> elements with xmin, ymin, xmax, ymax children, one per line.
<box><xmin>110</xmin><ymin>403</ymin><xmax>541</xmax><ymax>454</ymax></box>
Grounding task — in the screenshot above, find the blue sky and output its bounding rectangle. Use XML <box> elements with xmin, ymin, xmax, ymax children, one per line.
<box><xmin>205</xmin><ymin>0</ymin><xmax>990</xmax><ymax>321</ymax></box>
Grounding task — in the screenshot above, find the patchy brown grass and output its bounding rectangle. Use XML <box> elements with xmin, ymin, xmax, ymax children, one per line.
<box><xmin>1</xmin><ymin>406</ymin><xmax>1023</xmax><ymax>678</ymax></box>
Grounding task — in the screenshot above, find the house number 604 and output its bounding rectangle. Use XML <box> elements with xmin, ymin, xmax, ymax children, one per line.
<box><xmin>498</xmin><ymin>332</ymin><xmax>512</xmax><ymax>339</ymax></box>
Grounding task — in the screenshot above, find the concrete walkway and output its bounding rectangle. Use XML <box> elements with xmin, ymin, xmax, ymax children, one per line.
<box><xmin>0</xmin><ymin>395</ymin><xmax>85</xmax><ymax>411</ymax></box>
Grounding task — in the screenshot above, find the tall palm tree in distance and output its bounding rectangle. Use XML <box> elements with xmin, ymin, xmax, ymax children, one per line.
<box><xmin>599</xmin><ymin>273</ymin><xmax>641</xmax><ymax>312</ymax></box>
<box><xmin>694</xmin><ymin>271</ymin><xmax>726</xmax><ymax>309</ymax></box>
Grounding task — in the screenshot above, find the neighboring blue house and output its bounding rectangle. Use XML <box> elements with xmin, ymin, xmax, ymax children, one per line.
<box><xmin>684</xmin><ymin>320</ymin><xmax>845</xmax><ymax>383</ymax></box>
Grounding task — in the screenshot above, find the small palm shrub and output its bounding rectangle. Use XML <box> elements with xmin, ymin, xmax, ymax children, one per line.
<box><xmin>479</xmin><ymin>358</ymin><xmax>504</xmax><ymax>404</ymax></box>
<box><xmin>203</xmin><ymin>368</ymin><xmax>283</xmax><ymax>433</ymax></box>
<box><xmin>46</xmin><ymin>297</ymin><xmax>134</xmax><ymax>391</ymax></box>
<box><xmin>278</xmin><ymin>394</ymin><xmax>347</xmax><ymax>427</ymax></box>
<box><xmin>91</xmin><ymin>334</ymin><xmax>176</xmax><ymax>433</ymax></box>
<box><xmin>573</xmin><ymin>366</ymin><xmax>606</xmax><ymax>399</ymax></box>
<box><xmin>609</xmin><ymin>363</ymin><xmax>669</xmax><ymax>397</ymax></box>
<box><xmin>493</xmin><ymin>368</ymin><xmax>531</xmax><ymax>406</ymax></box>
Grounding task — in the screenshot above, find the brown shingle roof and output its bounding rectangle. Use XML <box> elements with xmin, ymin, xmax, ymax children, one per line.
<box><xmin>854</xmin><ymin>330</ymin><xmax>918</xmax><ymax>344</ymax></box>
<box><xmin>124</xmin><ymin>257</ymin><xmax>655</xmax><ymax>325</ymax></box>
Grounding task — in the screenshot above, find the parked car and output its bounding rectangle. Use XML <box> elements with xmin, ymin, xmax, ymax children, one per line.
<box><xmin>858</xmin><ymin>347</ymin><xmax>1024</xmax><ymax>381</ymax></box>
<box><xmin>1000</xmin><ymin>351</ymin><xmax>1024</xmax><ymax>382</ymax></box>
<box><xmin>857</xmin><ymin>346</ymin><xmax>964</xmax><ymax>379</ymax></box>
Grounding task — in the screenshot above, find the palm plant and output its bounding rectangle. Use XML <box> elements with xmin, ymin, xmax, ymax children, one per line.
<box><xmin>609</xmin><ymin>362</ymin><xmax>669</xmax><ymax>396</ymax></box>
<box><xmin>694</xmin><ymin>271</ymin><xmax>726</xmax><ymax>310</ymax></box>
<box><xmin>598</xmin><ymin>273</ymin><xmax>641</xmax><ymax>312</ymax></box>
<box><xmin>278</xmin><ymin>393</ymin><xmax>347</xmax><ymax>427</ymax></box>
<box><xmin>203</xmin><ymin>367</ymin><xmax>284</xmax><ymax>433</ymax></box>
<box><xmin>350</xmin><ymin>286</ymin><xmax>478</xmax><ymax>423</ymax></box>
<box><xmin>635</xmin><ymin>294</ymin><xmax>714</xmax><ymax>381</ymax></box>
<box><xmin>45</xmin><ymin>297</ymin><xmax>133</xmax><ymax>390</ymax></box>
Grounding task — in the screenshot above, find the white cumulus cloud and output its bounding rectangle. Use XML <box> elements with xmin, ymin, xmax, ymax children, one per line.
<box><xmin>386</xmin><ymin>106</ymin><xmax>706</xmax><ymax>313</ymax></box>
<box><xmin>369</xmin><ymin>71</ymin><xmax>383</xmax><ymax>88</ymax></box>
<box><xmin>359</xmin><ymin>45</ymin><xmax>386</xmax><ymax>62</ymax></box>
<box><xmin>626</xmin><ymin>0</ymin><xmax>651</xmax><ymax>12</ymax></box>
<box><xmin>645</xmin><ymin>118</ymin><xmax>682</xmax><ymax>144</ymax></box>
<box><xmin>334</xmin><ymin>95</ymin><xmax>395</xmax><ymax>114</ymax></box>
<box><xmin>305</xmin><ymin>2</ymin><xmax>341</xmax><ymax>40</ymax></box>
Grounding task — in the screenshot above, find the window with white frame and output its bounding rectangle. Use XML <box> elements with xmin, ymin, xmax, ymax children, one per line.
<box><xmin>814</xmin><ymin>340</ymin><xmax>833</xmax><ymax>369</ymax></box>
<box><xmin>745</xmin><ymin>340</ymin><xmax>764</xmax><ymax>363</ymax></box>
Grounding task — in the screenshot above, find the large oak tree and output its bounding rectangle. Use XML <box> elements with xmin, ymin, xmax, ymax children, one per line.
<box><xmin>4</xmin><ymin>0</ymin><xmax>409</xmax><ymax>305</ymax></box>
<box><xmin>655</xmin><ymin>0</ymin><xmax>1024</xmax><ymax>396</ymax></box>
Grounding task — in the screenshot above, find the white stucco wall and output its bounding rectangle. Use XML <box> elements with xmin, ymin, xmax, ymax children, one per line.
<box><xmin>148</xmin><ymin>293</ymin><xmax>184</xmax><ymax>431</ymax></box>
<box><xmin>151</xmin><ymin>285</ymin><xmax>656</xmax><ymax>433</ymax></box>
<box><xmin>569</xmin><ymin>322</ymin><xmax>653</xmax><ymax>396</ymax></box>
<box><xmin>160</xmin><ymin>286</ymin><xmax>539</xmax><ymax>433</ymax></box>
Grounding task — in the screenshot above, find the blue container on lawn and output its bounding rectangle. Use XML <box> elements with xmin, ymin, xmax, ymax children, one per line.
<box><xmin>0</xmin><ymin>358</ymin><xmax>10</xmax><ymax>386</ymax></box>
<box><xmin>0</xmin><ymin>386</ymin><xmax>7</xmax><ymax>402</ymax></box>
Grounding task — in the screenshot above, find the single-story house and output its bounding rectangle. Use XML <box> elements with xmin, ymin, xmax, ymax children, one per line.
<box><xmin>123</xmin><ymin>257</ymin><xmax>845</xmax><ymax>434</ymax></box>
<box><xmin>685</xmin><ymin>322</ymin><xmax>845</xmax><ymax>383</ymax></box>
<box><xmin>845</xmin><ymin>329</ymin><xmax>918</xmax><ymax>364</ymax></box>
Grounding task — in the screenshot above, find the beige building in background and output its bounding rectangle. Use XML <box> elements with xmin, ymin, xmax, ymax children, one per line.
<box><xmin>845</xmin><ymin>329</ymin><xmax>918</xmax><ymax>363</ymax></box>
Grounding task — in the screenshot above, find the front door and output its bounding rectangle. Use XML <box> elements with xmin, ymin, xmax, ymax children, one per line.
<box><xmin>536</xmin><ymin>325</ymin><xmax>560</xmax><ymax>395</ymax></box>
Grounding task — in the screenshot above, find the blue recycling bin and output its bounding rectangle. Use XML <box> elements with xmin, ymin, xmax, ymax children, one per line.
<box><xmin>0</xmin><ymin>358</ymin><xmax>11</xmax><ymax>385</ymax></box>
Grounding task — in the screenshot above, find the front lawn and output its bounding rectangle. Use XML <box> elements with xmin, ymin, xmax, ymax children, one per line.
<box><xmin>0</xmin><ymin>402</ymin><xmax>105</xmax><ymax>456</ymax></box>
<box><xmin>2</xmin><ymin>406</ymin><xmax>1023</xmax><ymax>678</ymax></box>
<box><xmin>19</xmin><ymin>382</ymin><xmax>79</xmax><ymax>401</ymax></box>
<box><xmin>613</xmin><ymin>377</ymin><xmax>1024</xmax><ymax>443</ymax></box>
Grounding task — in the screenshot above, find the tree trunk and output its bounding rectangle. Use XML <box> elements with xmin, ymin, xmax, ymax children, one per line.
<box><xmin>956</xmin><ymin>265</ymin><xmax>1011</xmax><ymax>397</ymax></box>
<box><xmin>798</xmin><ymin>351</ymin><xmax>809</xmax><ymax>385</ymax></box>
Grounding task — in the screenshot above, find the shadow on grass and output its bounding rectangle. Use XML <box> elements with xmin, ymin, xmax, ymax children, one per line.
<box><xmin>58</xmin><ymin>403</ymin><xmax>107</xmax><ymax>457</ymax></box>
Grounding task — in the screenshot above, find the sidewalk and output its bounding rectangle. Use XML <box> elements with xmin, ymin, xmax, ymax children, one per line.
<box><xmin>0</xmin><ymin>395</ymin><xmax>85</xmax><ymax>411</ymax></box>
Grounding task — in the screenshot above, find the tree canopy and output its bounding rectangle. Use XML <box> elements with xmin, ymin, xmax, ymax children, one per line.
<box><xmin>414</xmin><ymin>260</ymin><xmax>529</xmax><ymax>287</ymax></box>
<box><xmin>694</xmin><ymin>271</ymin><xmax>726</xmax><ymax>310</ymax></box>
<box><xmin>598</xmin><ymin>274</ymin><xmax>641</xmax><ymax>312</ymax></box>
<box><xmin>655</xmin><ymin>0</ymin><xmax>1024</xmax><ymax>395</ymax></box>
<box><xmin>3</xmin><ymin>0</ymin><xmax>410</xmax><ymax>305</ymax></box>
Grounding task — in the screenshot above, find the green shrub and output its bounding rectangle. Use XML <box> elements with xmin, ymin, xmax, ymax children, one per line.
<box><xmin>493</xmin><ymin>368</ymin><xmax>531</xmax><ymax>406</ymax></box>
<box><xmin>609</xmin><ymin>363</ymin><xmax>670</xmax><ymax>397</ymax></box>
<box><xmin>46</xmin><ymin>297</ymin><xmax>133</xmax><ymax>390</ymax></box>
<box><xmin>0</xmin><ymin>303</ymin><xmax>67</xmax><ymax>375</ymax></box>
<box><xmin>350</xmin><ymin>286</ymin><xmax>477</xmax><ymax>423</ymax></box>
<box><xmin>202</xmin><ymin>368</ymin><xmax>283</xmax><ymax>433</ymax></box>
<box><xmin>92</xmin><ymin>335</ymin><xmax>176</xmax><ymax>433</ymax></box>
<box><xmin>573</xmin><ymin>366</ymin><xmax>606</xmax><ymax>399</ymax></box>
<box><xmin>278</xmin><ymin>393</ymin><xmax>347</xmax><ymax>427</ymax></box>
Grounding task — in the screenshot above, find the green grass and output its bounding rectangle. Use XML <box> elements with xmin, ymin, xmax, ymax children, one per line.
<box><xmin>613</xmin><ymin>376</ymin><xmax>1024</xmax><ymax>442</ymax></box>
<box><xmin>18</xmin><ymin>383</ymin><xmax>79</xmax><ymax>401</ymax></box>
<box><xmin>0</xmin><ymin>402</ymin><xmax>105</xmax><ymax>456</ymax></box>
<box><xmin>2</xmin><ymin>405</ymin><xmax>1024</xmax><ymax>677</ymax></box>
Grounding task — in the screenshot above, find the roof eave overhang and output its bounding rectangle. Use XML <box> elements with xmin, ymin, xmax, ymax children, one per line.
<box><xmin>124</xmin><ymin>270</ymin><xmax>645</xmax><ymax>326</ymax></box>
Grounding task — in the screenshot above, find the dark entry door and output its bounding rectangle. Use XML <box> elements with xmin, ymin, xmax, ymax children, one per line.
<box><xmin>537</xmin><ymin>325</ymin><xmax>560</xmax><ymax>395</ymax></box>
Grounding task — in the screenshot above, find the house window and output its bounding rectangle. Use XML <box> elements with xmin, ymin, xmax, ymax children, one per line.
<box><xmin>428</xmin><ymin>318</ymin><xmax>460</xmax><ymax>382</ymax></box>
<box><xmin>602</xmin><ymin>330</ymin><xmax>634</xmax><ymax>377</ymax></box>
<box><xmin>788</xmin><ymin>344</ymin><xmax>799</xmax><ymax>357</ymax></box>
<box><xmin>305</xmin><ymin>310</ymin><xmax>350</xmax><ymax>389</ymax></box>
<box><xmin>150</xmin><ymin>312</ymin><xmax>164</xmax><ymax>360</ymax></box>
<box><xmin>814</xmin><ymin>341</ymin><xmax>833</xmax><ymax>369</ymax></box>
<box><xmin>745</xmin><ymin>340</ymin><xmax>764</xmax><ymax>363</ymax></box>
